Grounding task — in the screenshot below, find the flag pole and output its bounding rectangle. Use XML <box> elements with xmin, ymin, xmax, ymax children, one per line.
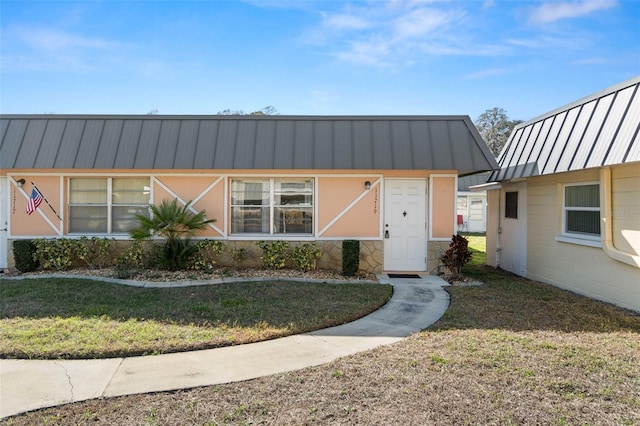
<box><xmin>31</xmin><ymin>182</ymin><xmax>62</xmax><ymax>221</ymax></box>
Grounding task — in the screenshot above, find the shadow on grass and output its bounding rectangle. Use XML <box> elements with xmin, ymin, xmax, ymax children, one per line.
<box><xmin>432</xmin><ymin>264</ymin><xmax>640</xmax><ymax>334</ymax></box>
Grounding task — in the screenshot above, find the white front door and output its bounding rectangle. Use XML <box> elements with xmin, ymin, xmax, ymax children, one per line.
<box><xmin>0</xmin><ymin>177</ymin><xmax>8</xmax><ymax>270</ymax></box>
<box><xmin>384</xmin><ymin>179</ymin><xmax>427</xmax><ymax>271</ymax></box>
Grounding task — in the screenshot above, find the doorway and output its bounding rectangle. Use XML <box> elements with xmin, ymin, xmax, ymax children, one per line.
<box><xmin>383</xmin><ymin>179</ymin><xmax>427</xmax><ymax>271</ymax></box>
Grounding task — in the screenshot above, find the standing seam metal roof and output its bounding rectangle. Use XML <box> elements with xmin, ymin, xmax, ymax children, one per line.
<box><xmin>0</xmin><ymin>115</ymin><xmax>498</xmax><ymax>174</ymax></box>
<box><xmin>490</xmin><ymin>76</ymin><xmax>640</xmax><ymax>182</ymax></box>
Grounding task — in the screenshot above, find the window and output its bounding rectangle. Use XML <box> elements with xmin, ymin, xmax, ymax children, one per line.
<box><xmin>505</xmin><ymin>191</ymin><xmax>518</xmax><ymax>219</ymax></box>
<box><xmin>470</xmin><ymin>198</ymin><xmax>484</xmax><ymax>221</ymax></box>
<box><xmin>231</xmin><ymin>178</ymin><xmax>313</xmax><ymax>235</ymax></box>
<box><xmin>69</xmin><ymin>178</ymin><xmax>150</xmax><ymax>234</ymax></box>
<box><xmin>564</xmin><ymin>183</ymin><xmax>600</xmax><ymax>238</ymax></box>
<box><xmin>456</xmin><ymin>197</ymin><xmax>467</xmax><ymax>217</ymax></box>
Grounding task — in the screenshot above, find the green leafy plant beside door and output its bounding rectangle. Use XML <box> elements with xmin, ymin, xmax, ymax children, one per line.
<box><xmin>440</xmin><ymin>234</ymin><xmax>473</xmax><ymax>276</ymax></box>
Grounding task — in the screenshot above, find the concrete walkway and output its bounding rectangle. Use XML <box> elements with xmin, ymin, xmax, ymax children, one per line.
<box><xmin>0</xmin><ymin>274</ymin><xmax>450</xmax><ymax>419</ymax></box>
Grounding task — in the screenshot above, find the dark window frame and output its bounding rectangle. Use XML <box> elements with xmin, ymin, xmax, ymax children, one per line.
<box><xmin>505</xmin><ymin>191</ymin><xmax>518</xmax><ymax>219</ymax></box>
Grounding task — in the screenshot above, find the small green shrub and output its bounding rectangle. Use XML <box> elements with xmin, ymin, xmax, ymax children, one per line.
<box><xmin>291</xmin><ymin>243</ymin><xmax>321</xmax><ymax>271</ymax></box>
<box><xmin>440</xmin><ymin>234</ymin><xmax>473</xmax><ymax>275</ymax></box>
<box><xmin>257</xmin><ymin>241</ymin><xmax>289</xmax><ymax>270</ymax></box>
<box><xmin>342</xmin><ymin>240</ymin><xmax>360</xmax><ymax>277</ymax></box>
<box><xmin>77</xmin><ymin>236</ymin><xmax>114</xmax><ymax>269</ymax></box>
<box><xmin>230</xmin><ymin>247</ymin><xmax>247</xmax><ymax>264</ymax></box>
<box><xmin>33</xmin><ymin>239</ymin><xmax>76</xmax><ymax>271</ymax></box>
<box><xmin>191</xmin><ymin>240</ymin><xmax>225</xmax><ymax>270</ymax></box>
<box><xmin>12</xmin><ymin>240</ymin><xmax>40</xmax><ymax>272</ymax></box>
<box><xmin>115</xmin><ymin>240</ymin><xmax>146</xmax><ymax>269</ymax></box>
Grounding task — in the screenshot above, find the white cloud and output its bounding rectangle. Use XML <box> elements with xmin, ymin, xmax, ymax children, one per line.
<box><xmin>482</xmin><ymin>0</ymin><xmax>496</xmax><ymax>11</ymax></box>
<box><xmin>528</xmin><ymin>0</ymin><xmax>618</xmax><ymax>24</ymax></box>
<box><xmin>11</xmin><ymin>26</ymin><xmax>127</xmax><ymax>51</ymax></box>
<box><xmin>302</xmin><ymin>0</ymin><xmax>618</xmax><ymax>70</ymax></box>
<box><xmin>1</xmin><ymin>25</ymin><xmax>137</xmax><ymax>74</ymax></box>
<box><xmin>507</xmin><ymin>34</ymin><xmax>590</xmax><ymax>50</ymax></box>
<box><xmin>465</xmin><ymin>67</ymin><xmax>511</xmax><ymax>79</ymax></box>
<box><xmin>392</xmin><ymin>7</ymin><xmax>461</xmax><ymax>39</ymax></box>
<box><xmin>324</xmin><ymin>13</ymin><xmax>372</xmax><ymax>31</ymax></box>
<box><xmin>307</xmin><ymin>2</ymin><xmax>474</xmax><ymax>68</ymax></box>
<box><xmin>334</xmin><ymin>37</ymin><xmax>393</xmax><ymax>67</ymax></box>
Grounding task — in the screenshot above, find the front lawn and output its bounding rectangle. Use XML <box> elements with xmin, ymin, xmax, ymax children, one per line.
<box><xmin>7</xmin><ymin>264</ymin><xmax>639</xmax><ymax>425</ymax></box>
<box><xmin>0</xmin><ymin>279</ymin><xmax>392</xmax><ymax>359</ymax></box>
<box><xmin>4</xmin><ymin>235</ymin><xmax>640</xmax><ymax>425</ymax></box>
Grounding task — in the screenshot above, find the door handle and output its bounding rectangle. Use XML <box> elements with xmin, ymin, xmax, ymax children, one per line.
<box><xmin>385</xmin><ymin>230</ymin><xmax>390</xmax><ymax>238</ymax></box>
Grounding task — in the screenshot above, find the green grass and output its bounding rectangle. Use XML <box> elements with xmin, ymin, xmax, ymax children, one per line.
<box><xmin>460</xmin><ymin>232</ymin><xmax>486</xmax><ymax>266</ymax></box>
<box><xmin>6</xmin><ymin>238</ymin><xmax>639</xmax><ymax>425</ymax></box>
<box><xmin>7</xmin><ymin>238</ymin><xmax>640</xmax><ymax>426</ymax></box>
<box><xmin>0</xmin><ymin>279</ymin><xmax>392</xmax><ymax>359</ymax></box>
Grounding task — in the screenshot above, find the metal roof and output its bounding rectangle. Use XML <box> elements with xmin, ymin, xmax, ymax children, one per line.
<box><xmin>490</xmin><ymin>75</ymin><xmax>640</xmax><ymax>182</ymax></box>
<box><xmin>0</xmin><ymin>115</ymin><xmax>498</xmax><ymax>174</ymax></box>
<box><xmin>458</xmin><ymin>172</ymin><xmax>490</xmax><ymax>191</ymax></box>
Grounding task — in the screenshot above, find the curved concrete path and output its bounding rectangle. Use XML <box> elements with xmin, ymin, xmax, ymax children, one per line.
<box><xmin>0</xmin><ymin>274</ymin><xmax>450</xmax><ymax>419</ymax></box>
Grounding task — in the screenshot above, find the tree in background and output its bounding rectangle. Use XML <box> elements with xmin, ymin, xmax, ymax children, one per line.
<box><xmin>475</xmin><ymin>107</ymin><xmax>522</xmax><ymax>157</ymax></box>
<box><xmin>217</xmin><ymin>106</ymin><xmax>278</xmax><ymax>115</ymax></box>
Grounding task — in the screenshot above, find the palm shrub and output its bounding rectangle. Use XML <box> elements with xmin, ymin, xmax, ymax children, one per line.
<box><xmin>129</xmin><ymin>198</ymin><xmax>216</xmax><ymax>271</ymax></box>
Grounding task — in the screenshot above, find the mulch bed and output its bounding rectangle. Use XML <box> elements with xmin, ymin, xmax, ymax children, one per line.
<box><xmin>3</xmin><ymin>266</ymin><xmax>379</xmax><ymax>283</ymax></box>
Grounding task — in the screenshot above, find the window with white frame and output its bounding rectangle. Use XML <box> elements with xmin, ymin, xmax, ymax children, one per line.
<box><xmin>231</xmin><ymin>178</ymin><xmax>313</xmax><ymax>235</ymax></box>
<box><xmin>69</xmin><ymin>177</ymin><xmax>150</xmax><ymax>234</ymax></box>
<box><xmin>563</xmin><ymin>183</ymin><xmax>600</xmax><ymax>238</ymax></box>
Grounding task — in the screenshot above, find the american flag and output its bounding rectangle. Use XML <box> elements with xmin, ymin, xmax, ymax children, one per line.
<box><xmin>26</xmin><ymin>188</ymin><xmax>43</xmax><ymax>215</ymax></box>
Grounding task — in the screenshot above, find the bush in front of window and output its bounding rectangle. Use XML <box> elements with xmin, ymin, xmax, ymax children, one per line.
<box><xmin>342</xmin><ymin>240</ymin><xmax>360</xmax><ymax>277</ymax></box>
<box><xmin>230</xmin><ymin>247</ymin><xmax>248</xmax><ymax>265</ymax></box>
<box><xmin>33</xmin><ymin>238</ymin><xmax>77</xmax><ymax>271</ymax></box>
<box><xmin>76</xmin><ymin>236</ymin><xmax>115</xmax><ymax>269</ymax></box>
<box><xmin>114</xmin><ymin>239</ymin><xmax>147</xmax><ymax>278</ymax></box>
<box><xmin>440</xmin><ymin>234</ymin><xmax>473</xmax><ymax>276</ymax></box>
<box><xmin>291</xmin><ymin>243</ymin><xmax>321</xmax><ymax>271</ymax></box>
<box><xmin>13</xmin><ymin>240</ymin><xmax>40</xmax><ymax>273</ymax></box>
<box><xmin>129</xmin><ymin>198</ymin><xmax>216</xmax><ymax>271</ymax></box>
<box><xmin>115</xmin><ymin>240</ymin><xmax>145</xmax><ymax>268</ymax></box>
<box><xmin>257</xmin><ymin>241</ymin><xmax>289</xmax><ymax>270</ymax></box>
<box><xmin>191</xmin><ymin>240</ymin><xmax>225</xmax><ymax>271</ymax></box>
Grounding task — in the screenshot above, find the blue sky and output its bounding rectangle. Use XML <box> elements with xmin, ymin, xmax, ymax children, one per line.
<box><xmin>1</xmin><ymin>0</ymin><xmax>639</xmax><ymax>122</ymax></box>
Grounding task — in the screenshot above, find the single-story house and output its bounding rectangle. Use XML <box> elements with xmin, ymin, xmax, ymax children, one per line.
<box><xmin>479</xmin><ymin>76</ymin><xmax>640</xmax><ymax>312</ymax></box>
<box><xmin>0</xmin><ymin>115</ymin><xmax>498</xmax><ymax>274</ymax></box>
<box><xmin>457</xmin><ymin>172</ymin><xmax>489</xmax><ymax>233</ymax></box>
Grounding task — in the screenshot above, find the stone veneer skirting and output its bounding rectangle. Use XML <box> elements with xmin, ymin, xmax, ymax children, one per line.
<box><xmin>216</xmin><ymin>240</ymin><xmax>384</xmax><ymax>274</ymax></box>
<box><xmin>5</xmin><ymin>238</ymin><xmax>447</xmax><ymax>275</ymax></box>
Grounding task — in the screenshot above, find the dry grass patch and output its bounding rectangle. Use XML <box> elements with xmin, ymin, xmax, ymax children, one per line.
<box><xmin>5</xmin><ymin>266</ymin><xmax>639</xmax><ymax>425</ymax></box>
